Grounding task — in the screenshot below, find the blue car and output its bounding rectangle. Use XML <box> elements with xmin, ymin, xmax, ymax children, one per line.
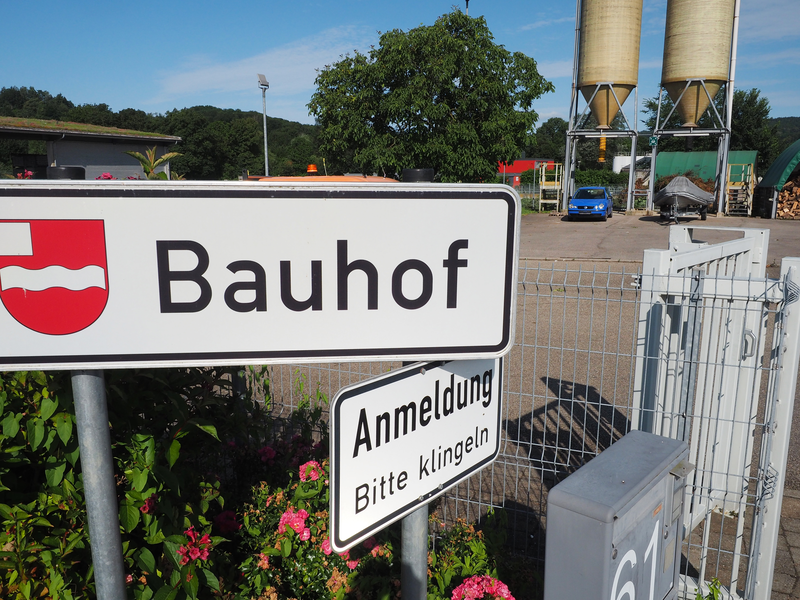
<box><xmin>567</xmin><ymin>187</ymin><xmax>613</xmax><ymax>221</ymax></box>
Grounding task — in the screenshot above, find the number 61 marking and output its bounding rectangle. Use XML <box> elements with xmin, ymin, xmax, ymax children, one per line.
<box><xmin>610</xmin><ymin>520</ymin><xmax>660</xmax><ymax>600</ymax></box>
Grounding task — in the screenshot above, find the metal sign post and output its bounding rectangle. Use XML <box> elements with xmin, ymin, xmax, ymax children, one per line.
<box><xmin>72</xmin><ymin>370</ymin><xmax>126</xmax><ymax>600</ymax></box>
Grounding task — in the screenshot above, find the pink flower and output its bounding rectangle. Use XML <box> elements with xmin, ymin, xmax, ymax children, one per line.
<box><xmin>177</xmin><ymin>525</ymin><xmax>213</xmax><ymax>565</ymax></box>
<box><xmin>299</xmin><ymin>460</ymin><xmax>322</xmax><ymax>482</ymax></box>
<box><xmin>257</xmin><ymin>553</ymin><xmax>270</xmax><ymax>569</ymax></box>
<box><xmin>290</xmin><ymin>517</ymin><xmax>305</xmax><ymax>534</ymax></box>
<box><xmin>451</xmin><ymin>575</ymin><xmax>515</xmax><ymax>600</ymax></box>
<box><xmin>185</xmin><ymin>526</ymin><xmax>198</xmax><ymax>543</ymax></box>
<box><xmin>347</xmin><ymin>558</ymin><xmax>359</xmax><ymax>570</ymax></box>
<box><xmin>214</xmin><ymin>511</ymin><xmax>240</xmax><ymax>536</ymax></box>
<box><xmin>363</xmin><ymin>536</ymin><xmax>377</xmax><ymax>550</ymax></box>
<box><xmin>321</xmin><ymin>538</ymin><xmax>332</xmax><ymax>555</ymax></box>
<box><xmin>140</xmin><ymin>495</ymin><xmax>157</xmax><ymax>514</ymax></box>
<box><xmin>95</xmin><ymin>172</ymin><xmax>115</xmax><ymax>180</ymax></box>
<box><xmin>258</xmin><ymin>445</ymin><xmax>276</xmax><ymax>463</ymax></box>
<box><xmin>300</xmin><ymin>528</ymin><xmax>311</xmax><ymax>541</ymax></box>
<box><xmin>297</xmin><ymin>509</ymin><xmax>309</xmax><ymax>520</ymax></box>
<box><xmin>125</xmin><ymin>574</ymin><xmax>134</xmax><ymax>584</ymax></box>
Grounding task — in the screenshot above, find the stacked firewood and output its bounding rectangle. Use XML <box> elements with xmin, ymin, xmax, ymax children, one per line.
<box><xmin>777</xmin><ymin>174</ymin><xmax>800</xmax><ymax>219</ymax></box>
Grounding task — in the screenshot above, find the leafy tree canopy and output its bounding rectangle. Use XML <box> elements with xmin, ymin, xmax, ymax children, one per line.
<box><xmin>308</xmin><ymin>10</ymin><xmax>554</xmax><ymax>182</ymax></box>
<box><xmin>526</xmin><ymin>117</ymin><xmax>568</xmax><ymax>161</ymax></box>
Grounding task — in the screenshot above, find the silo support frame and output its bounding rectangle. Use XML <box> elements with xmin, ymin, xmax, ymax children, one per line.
<box><xmin>656</xmin><ymin>79</ymin><xmax>727</xmax><ymax>132</ymax></box>
<box><xmin>575</xmin><ymin>82</ymin><xmax>637</xmax><ymax>132</ymax></box>
<box><xmin>649</xmin><ymin>82</ymin><xmax>732</xmax><ymax>215</ymax></box>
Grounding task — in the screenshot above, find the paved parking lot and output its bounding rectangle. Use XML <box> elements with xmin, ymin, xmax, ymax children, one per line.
<box><xmin>519</xmin><ymin>211</ymin><xmax>799</xmax><ymax>267</ymax></box>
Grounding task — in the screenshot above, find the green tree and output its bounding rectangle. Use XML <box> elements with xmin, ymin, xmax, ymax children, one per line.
<box><xmin>728</xmin><ymin>88</ymin><xmax>780</xmax><ymax>172</ymax></box>
<box><xmin>308</xmin><ymin>10</ymin><xmax>554</xmax><ymax>182</ymax></box>
<box><xmin>0</xmin><ymin>87</ymin><xmax>74</xmax><ymax>120</ymax></box>
<box><xmin>526</xmin><ymin>117</ymin><xmax>568</xmax><ymax>161</ymax></box>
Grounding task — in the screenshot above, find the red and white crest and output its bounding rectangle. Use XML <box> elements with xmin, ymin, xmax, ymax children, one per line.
<box><xmin>0</xmin><ymin>220</ymin><xmax>109</xmax><ymax>335</ymax></box>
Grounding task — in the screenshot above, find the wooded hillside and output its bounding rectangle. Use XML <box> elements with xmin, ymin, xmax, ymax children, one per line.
<box><xmin>0</xmin><ymin>86</ymin><xmax>321</xmax><ymax>179</ymax></box>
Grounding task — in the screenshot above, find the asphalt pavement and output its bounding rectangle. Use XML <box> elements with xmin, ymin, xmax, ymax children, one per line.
<box><xmin>519</xmin><ymin>210</ymin><xmax>799</xmax><ymax>267</ymax></box>
<box><xmin>518</xmin><ymin>210</ymin><xmax>800</xmax><ymax>598</ymax></box>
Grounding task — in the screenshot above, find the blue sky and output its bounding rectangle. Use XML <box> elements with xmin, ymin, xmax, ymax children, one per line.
<box><xmin>3</xmin><ymin>0</ymin><xmax>797</xmax><ymax>127</ymax></box>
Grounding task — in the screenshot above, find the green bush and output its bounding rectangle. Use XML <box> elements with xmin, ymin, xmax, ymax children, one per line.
<box><xmin>575</xmin><ymin>169</ymin><xmax>628</xmax><ymax>187</ymax></box>
<box><xmin>0</xmin><ymin>369</ymin><xmax>518</xmax><ymax>600</ymax></box>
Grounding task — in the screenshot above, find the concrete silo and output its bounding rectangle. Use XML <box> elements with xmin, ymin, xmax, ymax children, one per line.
<box><xmin>578</xmin><ymin>0</ymin><xmax>643</xmax><ymax>129</ymax></box>
<box><xmin>661</xmin><ymin>0</ymin><xmax>735</xmax><ymax>127</ymax></box>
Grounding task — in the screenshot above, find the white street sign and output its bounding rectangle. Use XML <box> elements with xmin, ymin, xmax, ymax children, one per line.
<box><xmin>329</xmin><ymin>358</ymin><xmax>502</xmax><ymax>552</ymax></box>
<box><xmin>0</xmin><ymin>181</ymin><xmax>519</xmax><ymax>370</ymax></box>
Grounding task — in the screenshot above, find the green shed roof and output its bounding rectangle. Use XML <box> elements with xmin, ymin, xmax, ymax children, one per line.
<box><xmin>654</xmin><ymin>151</ymin><xmax>758</xmax><ymax>181</ymax></box>
<box><xmin>757</xmin><ymin>138</ymin><xmax>800</xmax><ymax>190</ymax></box>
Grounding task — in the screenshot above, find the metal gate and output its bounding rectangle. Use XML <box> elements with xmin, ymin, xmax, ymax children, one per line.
<box><xmin>630</xmin><ymin>226</ymin><xmax>800</xmax><ymax>599</ymax></box>
<box><xmin>260</xmin><ymin>226</ymin><xmax>800</xmax><ymax>600</ymax></box>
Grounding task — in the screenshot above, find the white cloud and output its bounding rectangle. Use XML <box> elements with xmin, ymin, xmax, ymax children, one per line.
<box><xmin>519</xmin><ymin>17</ymin><xmax>574</xmax><ymax>32</ymax></box>
<box><xmin>739</xmin><ymin>0</ymin><xmax>800</xmax><ymax>41</ymax></box>
<box><xmin>148</xmin><ymin>25</ymin><xmax>377</xmax><ymax>110</ymax></box>
<box><xmin>738</xmin><ymin>46</ymin><xmax>800</xmax><ymax>66</ymax></box>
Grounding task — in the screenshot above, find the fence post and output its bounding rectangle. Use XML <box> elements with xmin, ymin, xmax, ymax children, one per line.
<box><xmin>750</xmin><ymin>259</ymin><xmax>800</xmax><ymax>599</ymax></box>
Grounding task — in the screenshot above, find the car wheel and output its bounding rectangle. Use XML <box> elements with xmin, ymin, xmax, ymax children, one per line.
<box><xmin>601</xmin><ymin>211</ymin><xmax>607</xmax><ymax>222</ymax></box>
<box><xmin>608</xmin><ymin>205</ymin><xmax>613</xmax><ymax>218</ymax></box>
<box><xmin>700</xmin><ymin>207</ymin><xmax>708</xmax><ymax>221</ymax></box>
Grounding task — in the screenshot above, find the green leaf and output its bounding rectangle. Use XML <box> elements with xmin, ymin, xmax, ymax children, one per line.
<box><xmin>119</xmin><ymin>504</ymin><xmax>140</xmax><ymax>533</ymax></box>
<box><xmin>45</xmin><ymin>461</ymin><xmax>66</xmax><ymax>487</ymax></box>
<box><xmin>2</xmin><ymin>412</ymin><xmax>21</xmax><ymax>438</ymax></box>
<box><xmin>40</xmin><ymin>396</ymin><xmax>58</xmax><ymax>420</ymax></box>
<box><xmin>281</xmin><ymin>537</ymin><xmax>292</xmax><ymax>557</ymax></box>
<box><xmin>136</xmin><ymin>547</ymin><xmax>157</xmax><ymax>573</ymax></box>
<box><xmin>54</xmin><ymin>413</ymin><xmax>73</xmax><ymax>445</ymax></box>
<box><xmin>168</xmin><ymin>439</ymin><xmax>181</xmax><ymax>469</ymax></box>
<box><xmin>199</xmin><ymin>568</ymin><xmax>220</xmax><ymax>591</ymax></box>
<box><xmin>132</xmin><ymin>468</ymin><xmax>149</xmax><ymax>492</ymax></box>
<box><xmin>27</xmin><ymin>417</ymin><xmax>45</xmax><ymax>451</ymax></box>
<box><xmin>182</xmin><ymin>567</ymin><xmax>199</xmax><ymax>599</ymax></box>
<box><xmin>163</xmin><ymin>540</ymin><xmax>182</xmax><ymax>570</ymax></box>
<box><xmin>153</xmin><ymin>585</ymin><xmax>178</xmax><ymax>600</ymax></box>
<box><xmin>193</xmin><ymin>422</ymin><xmax>219</xmax><ymax>441</ymax></box>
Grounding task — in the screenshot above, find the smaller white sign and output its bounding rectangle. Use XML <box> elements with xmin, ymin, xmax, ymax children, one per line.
<box><xmin>330</xmin><ymin>358</ymin><xmax>502</xmax><ymax>552</ymax></box>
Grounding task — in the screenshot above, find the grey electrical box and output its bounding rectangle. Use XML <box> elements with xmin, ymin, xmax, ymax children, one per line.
<box><xmin>544</xmin><ymin>430</ymin><xmax>692</xmax><ymax>600</ymax></box>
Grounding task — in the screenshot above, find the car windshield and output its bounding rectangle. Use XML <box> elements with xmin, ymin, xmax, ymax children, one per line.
<box><xmin>574</xmin><ymin>189</ymin><xmax>605</xmax><ymax>200</ymax></box>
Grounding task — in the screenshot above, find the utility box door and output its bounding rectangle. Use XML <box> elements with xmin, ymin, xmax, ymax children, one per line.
<box><xmin>544</xmin><ymin>431</ymin><xmax>690</xmax><ymax>600</ymax></box>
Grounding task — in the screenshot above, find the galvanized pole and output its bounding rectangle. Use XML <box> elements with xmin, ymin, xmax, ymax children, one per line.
<box><xmin>401</xmin><ymin>504</ymin><xmax>429</xmax><ymax>600</ymax></box>
<box><xmin>72</xmin><ymin>370</ymin><xmax>126</xmax><ymax>600</ymax></box>
<box><xmin>399</xmin><ymin>334</ymin><xmax>430</xmax><ymax>599</ymax></box>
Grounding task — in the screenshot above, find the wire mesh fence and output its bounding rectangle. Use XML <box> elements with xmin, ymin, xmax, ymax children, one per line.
<box><xmin>256</xmin><ymin>255</ymin><xmax>797</xmax><ymax>599</ymax></box>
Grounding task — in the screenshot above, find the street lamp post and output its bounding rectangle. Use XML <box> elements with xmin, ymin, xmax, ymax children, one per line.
<box><xmin>257</xmin><ymin>74</ymin><xmax>269</xmax><ymax>177</ymax></box>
